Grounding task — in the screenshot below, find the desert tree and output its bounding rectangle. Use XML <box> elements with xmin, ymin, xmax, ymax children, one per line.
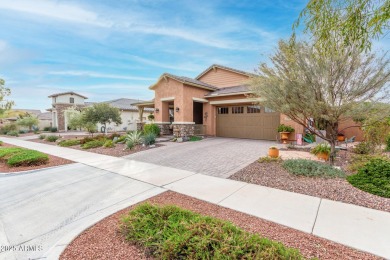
<box><xmin>250</xmin><ymin>40</ymin><xmax>390</xmax><ymax>164</ymax></box>
<box><xmin>294</xmin><ymin>0</ymin><xmax>390</xmax><ymax>53</ymax></box>
<box><xmin>17</xmin><ymin>115</ymin><xmax>39</xmax><ymax>131</ymax></box>
<box><xmin>83</xmin><ymin>103</ymin><xmax>122</xmax><ymax>133</ymax></box>
<box><xmin>0</xmin><ymin>78</ymin><xmax>14</xmax><ymax>116</ymax></box>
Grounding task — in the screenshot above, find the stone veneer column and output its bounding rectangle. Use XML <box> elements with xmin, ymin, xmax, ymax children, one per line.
<box><xmin>155</xmin><ymin>123</ymin><xmax>171</xmax><ymax>135</ymax></box>
<box><xmin>172</xmin><ymin>124</ymin><xmax>195</xmax><ymax>138</ymax></box>
<box><xmin>52</xmin><ymin>104</ymin><xmax>85</xmax><ymax>131</ymax></box>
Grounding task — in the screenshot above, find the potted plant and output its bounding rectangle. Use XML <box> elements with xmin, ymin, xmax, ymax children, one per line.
<box><xmin>277</xmin><ymin>124</ymin><xmax>295</xmax><ymax>144</ymax></box>
<box><xmin>268</xmin><ymin>146</ymin><xmax>279</xmax><ymax>158</ymax></box>
<box><xmin>311</xmin><ymin>143</ymin><xmax>331</xmax><ymax>161</ymax></box>
<box><xmin>337</xmin><ymin>132</ymin><xmax>345</xmax><ymax>141</ymax></box>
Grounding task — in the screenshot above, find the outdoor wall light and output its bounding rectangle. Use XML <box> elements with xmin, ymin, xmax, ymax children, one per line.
<box><xmin>175</xmin><ymin>107</ymin><xmax>180</xmax><ymax>112</ymax></box>
<box><xmin>155</xmin><ymin>108</ymin><xmax>159</xmax><ymax>113</ymax></box>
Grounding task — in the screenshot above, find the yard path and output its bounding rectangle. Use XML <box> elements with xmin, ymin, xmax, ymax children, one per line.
<box><xmin>1</xmin><ymin>136</ymin><xmax>390</xmax><ymax>259</ymax></box>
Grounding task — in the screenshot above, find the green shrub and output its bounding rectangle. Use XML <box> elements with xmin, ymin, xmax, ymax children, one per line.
<box><xmin>0</xmin><ymin>123</ymin><xmax>18</xmax><ymax>134</ymax></box>
<box><xmin>43</xmin><ymin>127</ymin><xmax>50</xmax><ymax>131</ymax></box>
<box><xmin>143</xmin><ymin>123</ymin><xmax>160</xmax><ymax>136</ymax></box>
<box><xmin>103</xmin><ymin>140</ymin><xmax>115</xmax><ymax>148</ymax></box>
<box><xmin>352</xmin><ymin>142</ymin><xmax>372</xmax><ymax>154</ymax></box>
<box><xmin>33</xmin><ymin>130</ymin><xmax>40</xmax><ymax>134</ymax></box>
<box><xmin>114</xmin><ymin>135</ymin><xmax>126</xmax><ymax>144</ymax></box>
<box><xmin>189</xmin><ymin>136</ymin><xmax>202</xmax><ymax>141</ymax></box>
<box><xmin>126</xmin><ymin>140</ymin><xmax>135</xmax><ymax>150</ymax></box>
<box><xmin>258</xmin><ymin>156</ymin><xmax>282</xmax><ymax>163</ymax></box>
<box><xmin>0</xmin><ymin>148</ymin><xmax>24</xmax><ymax>160</ymax></box>
<box><xmin>347</xmin><ymin>158</ymin><xmax>390</xmax><ymax>198</ymax></box>
<box><xmin>7</xmin><ymin>150</ymin><xmax>49</xmax><ymax>167</ymax></box>
<box><xmin>0</xmin><ymin>141</ymin><xmax>3</xmax><ymax>146</ymax></box>
<box><xmin>277</xmin><ymin>124</ymin><xmax>295</xmax><ymax>133</ymax></box>
<box><xmin>50</xmin><ymin>127</ymin><xmax>58</xmax><ymax>132</ymax></box>
<box><xmin>311</xmin><ymin>143</ymin><xmax>331</xmax><ymax>155</ymax></box>
<box><xmin>282</xmin><ymin>159</ymin><xmax>345</xmax><ymax>178</ymax></box>
<box><xmin>0</xmin><ymin>147</ymin><xmax>49</xmax><ymax>167</ymax></box>
<box><xmin>143</xmin><ymin>132</ymin><xmax>156</xmax><ymax>145</ymax></box>
<box><xmin>81</xmin><ymin>140</ymin><xmax>105</xmax><ymax>149</ymax></box>
<box><xmin>347</xmin><ymin>154</ymin><xmax>388</xmax><ymax>172</ymax></box>
<box><xmin>39</xmin><ymin>134</ymin><xmax>46</xmax><ymax>140</ymax></box>
<box><xmin>386</xmin><ymin>134</ymin><xmax>390</xmax><ymax>151</ymax></box>
<box><xmin>120</xmin><ymin>204</ymin><xmax>305</xmax><ymax>260</ymax></box>
<box><xmin>7</xmin><ymin>131</ymin><xmax>19</xmax><ymax>137</ymax></box>
<box><xmin>19</xmin><ymin>129</ymin><xmax>28</xmax><ymax>134</ymax></box>
<box><xmin>58</xmin><ymin>139</ymin><xmax>80</xmax><ymax>147</ymax></box>
<box><xmin>125</xmin><ymin>131</ymin><xmax>143</xmax><ymax>146</ymax></box>
<box><xmin>45</xmin><ymin>135</ymin><xmax>60</xmax><ymax>142</ymax></box>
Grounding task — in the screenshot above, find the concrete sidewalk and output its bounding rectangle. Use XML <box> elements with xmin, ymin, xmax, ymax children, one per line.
<box><xmin>1</xmin><ymin>136</ymin><xmax>390</xmax><ymax>258</ymax></box>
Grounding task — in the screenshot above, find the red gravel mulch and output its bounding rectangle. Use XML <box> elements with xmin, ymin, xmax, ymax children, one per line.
<box><xmin>229</xmin><ymin>161</ymin><xmax>390</xmax><ymax>213</ymax></box>
<box><xmin>30</xmin><ymin>137</ymin><xmax>163</xmax><ymax>157</ymax></box>
<box><xmin>61</xmin><ymin>191</ymin><xmax>378</xmax><ymax>260</ymax></box>
<box><xmin>0</xmin><ymin>143</ymin><xmax>74</xmax><ymax>173</ymax></box>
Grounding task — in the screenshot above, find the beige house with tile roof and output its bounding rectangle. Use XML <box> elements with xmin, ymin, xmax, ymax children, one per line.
<box><xmin>136</xmin><ymin>64</ymin><xmax>363</xmax><ymax>141</ymax></box>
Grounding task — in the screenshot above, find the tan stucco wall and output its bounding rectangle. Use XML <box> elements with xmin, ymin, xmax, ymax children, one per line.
<box><xmin>153</xmin><ymin>78</ymin><xmax>184</xmax><ymax>122</ymax></box>
<box><xmin>280</xmin><ymin>114</ymin><xmax>304</xmax><ymax>140</ymax></box>
<box><xmin>197</xmin><ymin>68</ymin><xmax>249</xmax><ymax>88</ymax></box>
<box><xmin>181</xmin><ymin>84</ymin><xmax>209</xmax><ymax>122</ymax></box>
<box><xmin>338</xmin><ymin>118</ymin><xmax>364</xmax><ymax>141</ymax></box>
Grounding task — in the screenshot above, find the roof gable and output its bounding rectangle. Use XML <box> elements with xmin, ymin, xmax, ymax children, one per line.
<box><xmin>195</xmin><ymin>64</ymin><xmax>254</xmax><ymax>80</ymax></box>
<box><xmin>48</xmin><ymin>91</ymin><xmax>88</xmax><ymax>99</ymax></box>
<box><xmin>149</xmin><ymin>73</ymin><xmax>218</xmax><ymax>91</ymax></box>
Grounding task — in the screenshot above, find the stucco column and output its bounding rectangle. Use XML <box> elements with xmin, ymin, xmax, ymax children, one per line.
<box><xmin>138</xmin><ymin>107</ymin><xmax>144</xmax><ymax>122</ymax></box>
<box><xmin>161</xmin><ymin>101</ymin><xmax>170</xmax><ymax>122</ymax></box>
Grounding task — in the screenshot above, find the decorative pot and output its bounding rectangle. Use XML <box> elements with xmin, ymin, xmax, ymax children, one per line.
<box><xmin>268</xmin><ymin>148</ymin><xmax>279</xmax><ymax>158</ymax></box>
<box><xmin>317</xmin><ymin>152</ymin><xmax>329</xmax><ymax>161</ymax></box>
<box><xmin>337</xmin><ymin>135</ymin><xmax>345</xmax><ymax>142</ymax></box>
<box><xmin>280</xmin><ymin>132</ymin><xmax>290</xmax><ymax>144</ymax></box>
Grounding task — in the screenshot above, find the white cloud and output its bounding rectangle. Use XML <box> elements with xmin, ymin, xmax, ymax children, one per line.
<box><xmin>0</xmin><ymin>0</ymin><xmax>111</xmax><ymax>27</ymax></box>
<box><xmin>0</xmin><ymin>0</ymin><xmax>276</xmax><ymax>50</ymax></box>
<box><xmin>48</xmin><ymin>71</ymin><xmax>154</xmax><ymax>81</ymax></box>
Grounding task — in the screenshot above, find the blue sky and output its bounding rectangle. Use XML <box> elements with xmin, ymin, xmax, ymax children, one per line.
<box><xmin>0</xmin><ymin>0</ymin><xmax>387</xmax><ymax>111</ymax></box>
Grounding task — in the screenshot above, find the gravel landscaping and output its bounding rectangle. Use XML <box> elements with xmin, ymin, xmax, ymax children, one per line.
<box><xmin>0</xmin><ymin>143</ymin><xmax>73</xmax><ymax>173</ymax></box>
<box><xmin>229</xmin><ymin>160</ymin><xmax>390</xmax><ymax>212</ymax></box>
<box><xmin>30</xmin><ymin>137</ymin><xmax>163</xmax><ymax>157</ymax></box>
<box><xmin>61</xmin><ymin>191</ymin><xmax>378</xmax><ymax>260</ymax></box>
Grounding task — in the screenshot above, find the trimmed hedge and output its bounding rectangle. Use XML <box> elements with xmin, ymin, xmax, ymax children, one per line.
<box><xmin>121</xmin><ymin>204</ymin><xmax>305</xmax><ymax>260</ymax></box>
<box><xmin>347</xmin><ymin>158</ymin><xmax>390</xmax><ymax>198</ymax></box>
<box><xmin>282</xmin><ymin>159</ymin><xmax>345</xmax><ymax>178</ymax></box>
<box><xmin>58</xmin><ymin>139</ymin><xmax>80</xmax><ymax>147</ymax></box>
<box><xmin>0</xmin><ymin>147</ymin><xmax>48</xmax><ymax>167</ymax></box>
<box><xmin>46</xmin><ymin>135</ymin><xmax>60</xmax><ymax>142</ymax></box>
<box><xmin>81</xmin><ymin>140</ymin><xmax>105</xmax><ymax>149</ymax></box>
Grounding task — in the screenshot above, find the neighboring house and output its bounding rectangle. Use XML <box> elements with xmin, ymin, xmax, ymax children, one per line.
<box><xmin>48</xmin><ymin>92</ymin><xmax>88</xmax><ymax>131</ymax></box>
<box><xmin>0</xmin><ymin>109</ymin><xmax>52</xmax><ymax>130</ymax></box>
<box><xmin>47</xmin><ymin>92</ymin><xmax>153</xmax><ymax>132</ymax></box>
<box><xmin>37</xmin><ymin>112</ymin><xmax>52</xmax><ymax>129</ymax></box>
<box><xmin>135</xmin><ymin>64</ymin><xmax>363</xmax><ymax>140</ymax></box>
<box><xmin>95</xmin><ymin>98</ymin><xmax>154</xmax><ymax>132</ymax></box>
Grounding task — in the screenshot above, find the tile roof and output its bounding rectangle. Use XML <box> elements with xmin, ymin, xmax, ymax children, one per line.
<box><xmin>152</xmin><ymin>73</ymin><xmax>218</xmax><ymax>90</ymax></box>
<box><xmin>48</xmin><ymin>91</ymin><xmax>88</xmax><ymax>99</ymax></box>
<box><xmin>205</xmin><ymin>85</ymin><xmax>251</xmax><ymax>97</ymax></box>
<box><xmin>195</xmin><ymin>64</ymin><xmax>256</xmax><ymax>80</ymax></box>
<box><xmin>102</xmin><ymin>98</ymin><xmax>154</xmax><ymax>112</ymax></box>
<box><xmin>37</xmin><ymin>112</ymin><xmax>52</xmax><ymax>120</ymax></box>
<box><xmin>11</xmin><ymin>109</ymin><xmax>42</xmax><ymax>116</ymax></box>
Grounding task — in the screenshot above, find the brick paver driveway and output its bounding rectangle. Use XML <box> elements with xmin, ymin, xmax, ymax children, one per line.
<box><xmin>124</xmin><ymin>137</ymin><xmax>276</xmax><ymax>178</ymax></box>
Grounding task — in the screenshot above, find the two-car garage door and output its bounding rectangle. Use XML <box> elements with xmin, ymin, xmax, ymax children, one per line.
<box><xmin>216</xmin><ymin>105</ymin><xmax>280</xmax><ymax>140</ymax></box>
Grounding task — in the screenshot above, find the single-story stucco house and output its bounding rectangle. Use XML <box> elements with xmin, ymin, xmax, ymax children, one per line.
<box><xmin>135</xmin><ymin>64</ymin><xmax>363</xmax><ymax>141</ymax></box>
<box><xmin>47</xmin><ymin>92</ymin><xmax>153</xmax><ymax>132</ymax></box>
